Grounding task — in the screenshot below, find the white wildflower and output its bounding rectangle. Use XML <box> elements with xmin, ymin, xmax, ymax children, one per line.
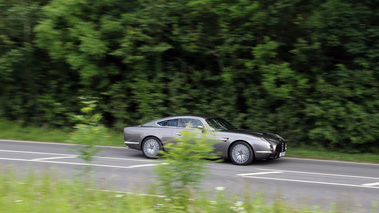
<box><xmin>215</xmin><ymin>186</ymin><xmax>225</xmax><ymax>191</ymax></box>
<box><xmin>235</xmin><ymin>201</ymin><xmax>244</xmax><ymax>206</ymax></box>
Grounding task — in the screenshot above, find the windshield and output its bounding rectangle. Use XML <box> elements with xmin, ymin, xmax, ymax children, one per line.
<box><xmin>206</xmin><ymin>118</ymin><xmax>237</xmax><ymax>131</ymax></box>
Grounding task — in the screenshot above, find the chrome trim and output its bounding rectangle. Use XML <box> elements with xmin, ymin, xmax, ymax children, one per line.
<box><xmin>256</xmin><ymin>151</ymin><xmax>273</xmax><ymax>154</ymax></box>
<box><xmin>124</xmin><ymin>141</ymin><xmax>140</xmax><ymax>145</ymax></box>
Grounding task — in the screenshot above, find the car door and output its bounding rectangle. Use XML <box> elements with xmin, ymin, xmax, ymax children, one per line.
<box><xmin>170</xmin><ymin>118</ymin><xmax>225</xmax><ymax>155</ymax></box>
<box><xmin>156</xmin><ymin>119</ymin><xmax>179</xmax><ymax>145</ymax></box>
<box><xmin>170</xmin><ymin>118</ymin><xmax>204</xmax><ymax>139</ymax></box>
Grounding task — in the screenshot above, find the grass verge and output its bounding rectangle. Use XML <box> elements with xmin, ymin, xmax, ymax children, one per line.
<box><xmin>0</xmin><ymin>119</ymin><xmax>121</xmax><ymax>146</ymax></box>
<box><xmin>287</xmin><ymin>147</ymin><xmax>379</xmax><ymax>163</ymax></box>
<box><xmin>0</xmin><ymin>118</ymin><xmax>378</xmax><ymax>163</ymax></box>
<box><xmin>0</xmin><ymin>168</ymin><xmax>352</xmax><ymax>213</ymax></box>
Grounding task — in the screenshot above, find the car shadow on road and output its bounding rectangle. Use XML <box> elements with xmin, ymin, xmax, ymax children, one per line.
<box><xmin>217</xmin><ymin>158</ymin><xmax>289</xmax><ymax>166</ymax></box>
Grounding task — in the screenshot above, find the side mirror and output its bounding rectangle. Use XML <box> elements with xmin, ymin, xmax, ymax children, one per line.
<box><xmin>197</xmin><ymin>125</ymin><xmax>207</xmax><ymax>133</ymax></box>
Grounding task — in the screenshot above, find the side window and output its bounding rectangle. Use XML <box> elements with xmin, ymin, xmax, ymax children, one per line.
<box><xmin>178</xmin><ymin>118</ymin><xmax>203</xmax><ymax>128</ymax></box>
<box><xmin>167</xmin><ymin>119</ymin><xmax>178</xmax><ymax>127</ymax></box>
<box><xmin>157</xmin><ymin>119</ymin><xmax>178</xmax><ymax>127</ymax></box>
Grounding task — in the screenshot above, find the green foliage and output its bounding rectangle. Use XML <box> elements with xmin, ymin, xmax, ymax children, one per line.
<box><xmin>0</xmin><ymin>0</ymin><xmax>78</xmax><ymax>127</ymax></box>
<box><xmin>153</xmin><ymin>130</ymin><xmax>219</xmax><ymax>208</ymax></box>
<box><xmin>68</xmin><ymin>100</ymin><xmax>107</xmax><ymax>173</ymax></box>
<box><xmin>0</xmin><ymin>0</ymin><xmax>378</xmax><ymax>153</ymax></box>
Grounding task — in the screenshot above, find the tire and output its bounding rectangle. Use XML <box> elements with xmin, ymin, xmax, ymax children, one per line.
<box><xmin>229</xmin><ymin>142</ymin><xmax>254</xmax><ymax>165</ymax></box>
<box><xmin>142</xmin><ymin>137</ymin><xmax>162</xmax><ymax>159</ymax></box>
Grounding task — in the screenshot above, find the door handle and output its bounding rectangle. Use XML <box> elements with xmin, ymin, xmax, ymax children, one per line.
<box><xmin>219</xmin><ymin>137</ymin><xmax>228</xmax><ymax>142</ymax></box>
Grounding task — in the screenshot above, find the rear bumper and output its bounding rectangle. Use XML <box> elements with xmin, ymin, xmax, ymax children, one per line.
<box><xmin>124</xmin><ymin>141</ymin><xmax>140</xmax><ymax>150</ymax></box>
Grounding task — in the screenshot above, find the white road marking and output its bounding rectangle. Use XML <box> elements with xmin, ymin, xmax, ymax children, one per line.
<box><xmin>362</xmin><ymin>182</ymin><xmax>379</xmax><ymax>187</ymax></box>
<box><xmin>0</xmin><ymin>139</ymin><xmax>126</xmax><ymax>149</ymax></box>
<box><xmin>128</xmin><ymin>164</ymin><xmax>158</xmax><ymax>168</ymax></box>
<box><xmin>236</xmin><ymin>169</ymin><xmax>379</xmax><ymax>190</ymax></box>
<box><xmin>32</xmin><ymin>155</ymin><xmax>76</xmax><ymax>161</ymax></box>
<box><xmin>236</xmin><ymin>171</ymin><xmax>283</xmax><ymax>176</ymax></box>
<box><xmin>0</xmin><ymin>157</ymin><xmax>158</xmax><ymax>169</ymax></box>
<box><xmin>239</xmin><ymin>175</ymin><xmax>379</xmax><ymax>189</ymax></box>
<box><xmin>257</xmin><ymin>168</ymin><xmax>379</xmax><ymax>180</ymax></box>
<box><xmin>0</xmin><ymin>149</ymin><xmax>158</xmax><ymax>168</ymax></box>
<box><xmin>0</xmin><ymin>149</ymin><xmax>152</xmax><ymax>162</ymax></box>
<box><xmin>95</xmin><ymin>156</ymin><xmax>153</xmax><ymax>162</ymax></box>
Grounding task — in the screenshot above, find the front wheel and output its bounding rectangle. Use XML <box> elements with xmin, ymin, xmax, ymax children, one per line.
<box><xmin>142</xmin><ymin>137</ymin><xmax>162</xmax><ymax>159</ymax></box>
<box><xmin>229</xmin><ymin>142</ymin><xmax>254</xmax><ymax>165</ymax></box>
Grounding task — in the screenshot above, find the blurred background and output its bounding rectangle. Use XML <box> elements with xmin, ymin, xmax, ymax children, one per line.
<box><xmin>0</xmin><ymin>0</ymin><xmax>378</xmax><ymax>153</ymax></box>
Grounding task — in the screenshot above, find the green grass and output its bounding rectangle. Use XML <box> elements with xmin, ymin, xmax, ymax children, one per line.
<box><xmin>0</xmin><ymin>119</ymin><xmax>122</xmax><ymax>146</ymax></box>
<box><xmin>0</xmin><ymin>169</ymin><xmax>350</xmax><ymax>213</ymax></box>
<box><xmin>0</xmin><ymin>118</ymin><xmax>378</xmax><ymax>163</ymax></box>
<box><xmin>286</xmin><ymin>147</ymin><xmax>379</xmax><ymax>163</ymax></box>
<box><xmin>0</xmin><ymin>119</ymin><xmax>70</xmax><ymax>143</ymax></box>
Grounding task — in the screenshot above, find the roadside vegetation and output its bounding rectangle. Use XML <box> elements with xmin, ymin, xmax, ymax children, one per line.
<box><xmin>1</xmin><ymin>168</ymin><xmax>356</xmax><ymax>213</ymax></box>
<box><xmin>1</xmin><ymin>0</ymin><xmax>378</xmax><ymax>156</ymax></box>
<box><xmin>153</xmin><ymin>130</ymin><xmax>220</xmax><ymax>209</ymax></box>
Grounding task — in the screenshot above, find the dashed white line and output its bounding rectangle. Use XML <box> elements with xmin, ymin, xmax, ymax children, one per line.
<box><xmin>0</xmin><ymin>149</ymin><xmax>153</xmax><ymax>162</ymax></box>
<box><xmin>236</xmin><ymin>169</ymin><xmax>379</xmax><ymax>190</ymax></box>
<box><xmin>0</xmin><ymin>149</ymin><xmax>157</xmax><ymax>168</ymax></box>
<box><xmin>95</xmin><ymin>156</ymin><xmax>152</xmax><ymax>162</ymax></box>
<box><xmin>257</xmin><ymin>168</ymin><xmax>379</xmax><ymax>180</ymax></box>
<box><xmin>0</xmin><ymin>139</ymin><xmax>127</xmax><ymax>149</ymax></box>
<box><xmin>32</xmin><ymin>155</ymin><xmax>76</xmax><ymax>161</ymax></box>
<box><xmin>236</xmin><ymin>171</ymin><xmax>283</xmax><ymax>176</ymax></box>
<box><xmin>0</xmin><ymin>157</ymin><xmax>158</xmax><ymax>169</ymax></box>
<box><xmin>239</xmin><ymin>175</ymin><xmax>379</xmax><ymax>189</ymax></box>
<box><xmin>128</xmin><ymin>164</ymin><xmax>159</xmax><ymax>168</ymax></box>
<box><xmin>362</xmin><ymin>182</ymin><xmax>379</xmax><ymax>187</ymax></box>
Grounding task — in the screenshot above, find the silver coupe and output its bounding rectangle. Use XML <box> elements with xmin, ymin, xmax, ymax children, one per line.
<box><xmin>123</xmin><ymin>115</ymin><xmax>287</xmax><ymax>165</ymax></box>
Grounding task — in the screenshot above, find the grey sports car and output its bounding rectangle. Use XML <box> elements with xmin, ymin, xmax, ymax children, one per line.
<box><xmin>123</xmin><ymin>115</ymin><xmax>287</xmax><ymax>165</ymax></box>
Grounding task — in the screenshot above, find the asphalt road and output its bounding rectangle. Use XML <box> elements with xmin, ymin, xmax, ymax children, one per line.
<box><xmin>1</xmin><ymin>139</ymin><xmax>378</xmax><ymax>212</ymax></box>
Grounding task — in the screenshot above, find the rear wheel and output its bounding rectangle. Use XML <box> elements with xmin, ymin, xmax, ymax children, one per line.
<box><xmin>142</xmin><ymin>137</ymin><xmax>162</xmax><ymax>159</ymax></box>
<box><xmin>229</xmin><ymin>142</ymin><xmax>254</xmax><ymax>165</ymax></box>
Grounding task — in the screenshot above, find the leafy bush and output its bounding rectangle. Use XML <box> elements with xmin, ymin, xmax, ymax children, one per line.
<box><xmin>68</xmin><ymin>100</ymin><xmax>108</xmax><ymax>174</ymax></box>
<box><xmin>153</xmin><ymin>130</ymin><xmax>219</xmax><ymax>208</ymax></box>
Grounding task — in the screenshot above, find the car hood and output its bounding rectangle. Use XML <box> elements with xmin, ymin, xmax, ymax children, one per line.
<box><xmin>224</xmin><ymin>129</ymin><xmax>283</xmax><ymax>144</ymax></box>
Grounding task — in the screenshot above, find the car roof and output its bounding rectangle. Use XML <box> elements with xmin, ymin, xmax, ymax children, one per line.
<box><xmin>162</xmin><ymin>114</ymin><xmax>217</xmax><ymax>120</ymax></box>
<box><xmin>141</xmin><ymin>115</ymin><xmax>218</xmax><ymax>126</ymax></box>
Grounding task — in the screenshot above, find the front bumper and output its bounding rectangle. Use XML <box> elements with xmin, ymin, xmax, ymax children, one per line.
<box><xmin>255</xmin><ymin>142</ymin><xmax>287</xmax><ymax>159</ymax></box>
